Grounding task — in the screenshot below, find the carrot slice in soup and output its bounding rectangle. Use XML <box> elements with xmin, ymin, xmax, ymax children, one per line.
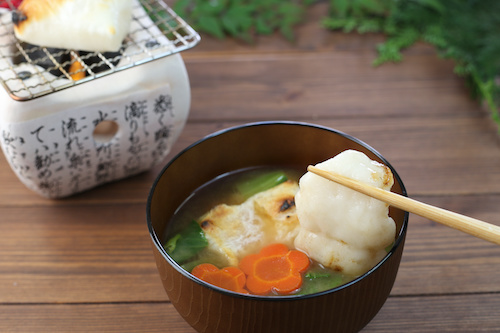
<box><xmin>192</xmin><ymin>263</ymin><xmax>248</xmax><ymax>294</ymax></box>
<box><xmin>239</xmin><ymin>243</ymin><xmax>310</xmax><ymax>295</ymax></box>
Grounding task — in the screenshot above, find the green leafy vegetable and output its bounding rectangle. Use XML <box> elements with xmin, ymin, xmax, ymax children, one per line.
<box><xmin>385</xmin><ymin>241</ymin><xmax>394</xmax><ymax>253</ymax></box>
<box><xmin>172</xmin><ymin>0</ymin><xmax>500</xmax><ymax>131</ymax></box>
<box><xmin>181</xmin><ymin>258</ymin><xmax>210</xmax><ymax>272</ymax></box>
<box><xmin>305</xmin><ymin>271</ymin><xmax>330</xmax><ymax>279</ymax></box>
<box><xmin>321</xmin><ymin>0</ymin><xmax>500</xmax><ymax>130</ymax></box>
<box><xmin>172</xmin><ymin>0</ymin><xmax>307</xmax><ymax>42</ymax></box>
<box><xmin>297</xmin><ymin>268</ymin><xmax>343</xmax><ymax>295</ymax></box>
<box><xmin>165</xmin><ymin>220</ymin><xmax>208</xmax><ymax>263</ymax></box>
<box><xmin>236</xmin><ymin>170</ymin><xmax>288</xmax><ymax>199</ymax></box>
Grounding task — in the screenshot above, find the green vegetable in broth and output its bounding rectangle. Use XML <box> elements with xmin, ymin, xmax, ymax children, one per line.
<box><xmin>236</xmin><ymin>170</ymin><xmax>288</xmax><ymax>199</ymax></box>
<box><xmin>165</xmin><ymin>220</ymin><xmax>208</xmax><ymax>263</ymax></box>
<box><xmin>181</xmin><ymin>258</ymin><xmax>208</xmax><ymax>272</ymax></box>
<box><xmin>163</xmin><ymin>161</ymin><xmax>395</xmax><ymax>296</ymax></box>
<box><xmin>385</xmin><ymin>241</ymin><xmax>394</xmax><ymax>253</ymax></box>
<box><xmin>296</xmin><ymin>268</ymin><xmax>343</xmax><ymax>295</ymax></box>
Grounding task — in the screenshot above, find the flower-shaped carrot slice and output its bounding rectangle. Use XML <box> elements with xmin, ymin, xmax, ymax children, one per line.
<box><xmin>191</xmin><ymin>263</ymin><xmax>248</xmax><ymax>294</ymax></box>
<box><xmin>239</xmin><ymin>243</ymin><xmax>310</xmax><ymax>295</ymax></box>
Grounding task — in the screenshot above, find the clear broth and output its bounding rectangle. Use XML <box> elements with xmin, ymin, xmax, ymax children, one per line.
<box><xmin>164</xmin><ymin>166</ymin><xmax>357</xmax><ymax>296</ymax></box>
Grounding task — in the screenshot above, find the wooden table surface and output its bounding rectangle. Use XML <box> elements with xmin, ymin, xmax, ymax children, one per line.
<box><xmin>2</xmin><ymin>4</ymin><xmax>500</xmax><ymax>332</ymax></box>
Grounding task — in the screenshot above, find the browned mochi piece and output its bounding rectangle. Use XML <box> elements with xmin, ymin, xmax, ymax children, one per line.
<box><xmin>199</xmin><ymin>181</ymin><xmax>300</xmax><ymax>267</ymax></box>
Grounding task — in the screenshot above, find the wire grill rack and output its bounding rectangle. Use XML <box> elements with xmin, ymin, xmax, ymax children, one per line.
<box><xmin>0</xmin><ymin>0</ymin><xmax>200</xmax><ymax>101</ymax></box>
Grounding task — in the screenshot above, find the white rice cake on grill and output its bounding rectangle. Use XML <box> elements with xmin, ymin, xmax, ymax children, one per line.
<box><xmin>13</xmin><ymin>0</ymin><xmax>133</xmax><ymax>52</ymax></box>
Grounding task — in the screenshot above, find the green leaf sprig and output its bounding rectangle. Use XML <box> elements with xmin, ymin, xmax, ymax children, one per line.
<box><xmin>322</xmin><ymin>0</ymin><xmax>500</xmax><ymax>130</ymax></box>
<box><xmin>173</xmin><ymin>0</ymin><xmax>307</xmax><ymax>42</ymax></box>
<box><xmin>173</xmin><ymin>0</ymin><xmax>500</xmax><ymax>130</ymax></box>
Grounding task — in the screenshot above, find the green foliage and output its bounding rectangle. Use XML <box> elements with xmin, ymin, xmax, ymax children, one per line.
<box><xmin>172</xmin><ymin>0</ymin><xmax>500</xmax><ymax>130</ymax></box>
<box><xmin>323</xmin><ymin>0</ymin><xmax>500</xmax><ymax>130</ymax></box>
<box><xmin>173</xmin><ymin>0</ymin><xmax>306</xmax><ymax>42</ymax></box>
<box><xmin>322</xmin><ymin>0</ymin><xmax>393</xmax><ymax>33</ymax></box>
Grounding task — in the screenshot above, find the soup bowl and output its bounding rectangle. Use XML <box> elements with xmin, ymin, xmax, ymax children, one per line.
<box><xmin>147</xmin><ymin>121</ymin><xmax>409</xmax><ymax>333</ymax></box>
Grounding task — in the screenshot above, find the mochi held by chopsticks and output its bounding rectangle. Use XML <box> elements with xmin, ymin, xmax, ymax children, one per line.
<box><xmin>294</xmin><ymin>150</ymin><xmax>396</xmax><ymax>276</ymax></box>
<box><xmin>12</xmin><ymin>0</ymin><xmax>133</xmax><ymax>52</ymax></box>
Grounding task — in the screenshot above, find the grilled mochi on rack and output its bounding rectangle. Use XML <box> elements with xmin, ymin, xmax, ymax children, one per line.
<box><xmin>12</xmin><ymin>0</ymin><xmax>133</xmax><ymax>52</ymax></box>
<box><xmin>199</xmin><ymin>180</ymin><xmax>300</xmax><ymax>267</ymax></box>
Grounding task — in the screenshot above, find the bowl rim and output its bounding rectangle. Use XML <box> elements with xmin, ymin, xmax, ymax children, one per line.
<box><xmin>146</xmin><ymin>120</ymin><xmax>409</xmax><ymax>301</ymax></box>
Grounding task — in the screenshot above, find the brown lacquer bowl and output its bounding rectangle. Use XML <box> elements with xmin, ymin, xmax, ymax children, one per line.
<box><xmin>147</xmin><ymin>121</ymin><xmax>409</xmax><ymax>333</ymax></box>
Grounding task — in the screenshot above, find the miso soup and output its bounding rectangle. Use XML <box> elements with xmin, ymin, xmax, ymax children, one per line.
<box><xmin>163</xmin><ymin>166</ymin><xmax>359</xmax><ymax>296</ymax></box>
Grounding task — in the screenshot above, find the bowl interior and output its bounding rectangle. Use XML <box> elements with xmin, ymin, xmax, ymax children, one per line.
<box><xmin>149</xmin><ymin>121</ymin><xmax>407</xmax><ymax>246</ymax></box>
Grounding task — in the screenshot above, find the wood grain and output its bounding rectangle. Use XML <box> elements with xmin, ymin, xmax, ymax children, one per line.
<box><xmin>1</xmin><ymin>196</ymin><xmax>499</xmax><ymax>304</ymax></box>
<box><xmin>1</xmin><ymin>293</ymin><xmax>499</xmax><ymax>333</ymax></box>
<box><xmin>2</xmin><ymin>114</ymin><xmax>500</xmax><ymax>206</ymax></box>
<box><xmin>1</xmin><ymin>2</ymin><xmax>500</xmax><ymax>331</ymax></box>
<box><xmin>0</xmin><ymin>204</ymin><xmax>167</xmax><ymax>303</ymax></box>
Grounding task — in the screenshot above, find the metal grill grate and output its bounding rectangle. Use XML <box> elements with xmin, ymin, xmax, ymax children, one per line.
<box><xmin>0</xmin><ymin>0</ymin><xmax>200</xmax><ymax>101</ymax></box>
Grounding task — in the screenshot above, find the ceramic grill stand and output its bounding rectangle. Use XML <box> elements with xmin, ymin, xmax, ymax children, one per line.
<box><xmin>0</xmin><ymin>0</ymin><xmax>200</xmax><ymax>198</ymax></box>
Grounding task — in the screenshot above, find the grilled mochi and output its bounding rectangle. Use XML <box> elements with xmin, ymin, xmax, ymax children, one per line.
<box><xmin>199</xmin><ymin>180</ymin><xmax>300</xmax><ymax>267</ymax></box>
<box><xmin>294</xmin><ymin>150</ymin><xmax>396</xmax><ymax>276</ymax></box>
<box><xmin>12</xmin><ymin>0</ymin><xmax>133</xmax><ymax>52</ymax></box>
